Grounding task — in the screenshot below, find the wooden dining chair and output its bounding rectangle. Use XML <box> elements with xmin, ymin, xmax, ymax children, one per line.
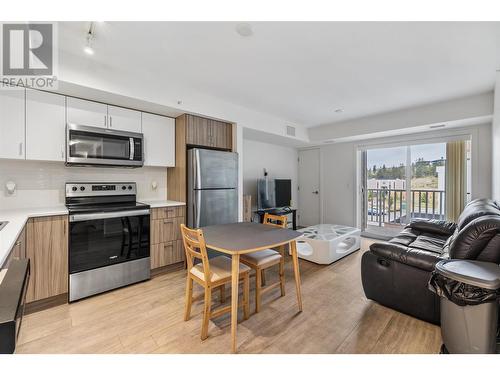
<box><xmin>240</xmin><ymin>213</ymin><xmax>287</xmax><ymax>313</ymax></box>
<box><xmin>181</xmin><ymin>224</ymin><xmax>251</xmax><ymax>340</ymax></box>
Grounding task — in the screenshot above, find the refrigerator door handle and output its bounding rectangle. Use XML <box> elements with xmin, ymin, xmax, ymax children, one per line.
<box><xmin>194</xmin><ymin>190</ymin><xmax>202</xmax><ymax>228</ymax></box>
<box><xmin>194</xmin><ymin>149</ymin><xmax>202</xmax><ymax>190</ymax></box>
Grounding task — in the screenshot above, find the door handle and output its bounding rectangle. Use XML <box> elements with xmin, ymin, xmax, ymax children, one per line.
<box><xmin>312</xmin><ymin>191</ymin><xmax>319</xmax><ymax>195</ymax></box>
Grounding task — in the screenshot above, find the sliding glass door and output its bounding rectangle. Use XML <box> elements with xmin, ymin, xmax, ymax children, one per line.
<box><xmin>361</xmin><ymin>141</ymin><xmax>464</xmax><ymax>237</ymax></box>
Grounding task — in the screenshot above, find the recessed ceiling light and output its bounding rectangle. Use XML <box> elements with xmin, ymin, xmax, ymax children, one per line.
<box><xmin>84</xmin><ymin>22</ymin><xmax>96</xmax><ymax>55</ymax></box>
<box><xmin>334</xmin><ymin>108</ymin><xmax>344</xmax><ymax>113</ymax></box>
<box><xmin>235</xmin><ymin>23</ymin><xmax>253</xmax><ymax>37</ymax></box>
<box><xmin>83</xmin><ymin>45</ymin><xmax>94</xmax><ymax>55</ymax></box>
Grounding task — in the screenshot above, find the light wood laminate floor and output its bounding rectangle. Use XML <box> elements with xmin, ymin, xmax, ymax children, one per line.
<box><xmin>16</xmin><ymin>239</ymin><xmax>442</xmax><ymax>354</ymax></box>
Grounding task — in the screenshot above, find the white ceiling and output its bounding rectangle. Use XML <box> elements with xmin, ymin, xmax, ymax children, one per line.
<box><xmin>58</xmin><ymin>22</ymin><xmax>500</xmax><ymax>128</ymax></box>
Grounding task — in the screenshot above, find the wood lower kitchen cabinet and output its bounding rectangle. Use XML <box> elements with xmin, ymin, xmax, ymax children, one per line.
<box><xmin>4</xmin><ymin>226</ymin><xmax>26</xmax><ymax>267</ymax></box>
<box><xmin>25</xmin><ymin>215</ymin><xmax>68</xmax><ymax>303</ymax></box>
<box><xmin>150</xmin><ymin>206</ymin><xmax>186</xmax><ymax>270</ymax></box>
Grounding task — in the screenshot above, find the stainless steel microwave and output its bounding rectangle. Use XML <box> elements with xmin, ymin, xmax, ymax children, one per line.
<box><xmin>66</xmin><ymin>124</ymin><xmax>144</xmax><ymax>167</ymax></box>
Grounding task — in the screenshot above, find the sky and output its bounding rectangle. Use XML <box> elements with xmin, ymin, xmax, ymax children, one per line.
<box><xmin>367</xmin><ymin>143</ymin><xmax>446</xmax><ymax>169</ymax></box>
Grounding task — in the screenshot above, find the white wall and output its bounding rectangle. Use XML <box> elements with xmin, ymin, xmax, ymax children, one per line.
<box><xmin>58</xmin><ymin>53</ymin><xmax>309</xmax><ymax>143</ymax></box>
<box><xmin>309</xmin><ymin>92</ymin><xmax>494</xmax><ymax>142</ymax></box>
<box><xmin>0</xmin><ymin>160</ymin><xmax>168</xmax><ymax>210</ymax></box>
<box><xmin>492</xmin><ymin>72</ymin><xmax>500</xmax><ymax>201</ymax></box>
<box><xmin>243</xmin><ymin>139</ymin><xmax>298</xmax><ymax>211</ymax></box>
<box><xmin>313</xmin><ymin>124</ymin><xmax>493</xmax><ymax>227</ymax></box>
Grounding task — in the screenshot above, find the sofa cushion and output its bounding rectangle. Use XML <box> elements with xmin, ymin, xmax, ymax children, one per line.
<box><xmin>389</xmin><ymin>227</ymin><xmax>420</xmax><ymax>247</ymax></box>
<box><xmin>456</xmin><ymin>199</ymin><xmax>500</xmax><ymax>231</ymax></box>
<box><xmin>407</xmin><ymin>219</ymin><xmax>457</xmax><ymax>236</ymax></box>
<box><xmin>449</xmin><ymin>215</ymin><xmax>500</xmax><ymax>262</ymax></box>
<box><xmin>408</xmin><ymin>233</ymin><xmax>449</xmax><ymax>254</ymax></box>
<box><xmin>369</xmin><ymin>242</ymin><xmax>444</xmax><ymax>272</ymax></box>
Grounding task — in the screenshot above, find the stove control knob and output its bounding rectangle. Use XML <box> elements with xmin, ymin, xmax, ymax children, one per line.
<box><xmin>128</xmin><ymin>185</ymin><xmax>133</xmax><ymax>190</ymax></box>
<box><xmin>80</xmin><ymin>186</ymin><xmax>85</xmax><ymax>191</ymax></box>
<box><xmin>122</xmin><ymin>186</ymin><xmax>126</xmax><ymax>190</ymax></box>
<box><xmin>71</xmin><ymin>186</ymin><xmax>77</xmax><ymax>192</ymax></box>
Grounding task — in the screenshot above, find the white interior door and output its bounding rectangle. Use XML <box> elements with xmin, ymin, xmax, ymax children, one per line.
<box><xmin>298</xmin><ymin>148</ymin><xmax>321</xmax><ymax>226</ymax></box>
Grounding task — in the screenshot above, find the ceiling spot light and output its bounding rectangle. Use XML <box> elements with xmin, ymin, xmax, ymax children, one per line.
<box><xmin>334</xmin><ymin>108</ymin><xmax>344</xmax><ymax>113</ymax></box>
<box><xmin>84</xmin><ymin>22</ymin><xmax>96</xmax><ymax>55</ymax></box>
<box><xmin>235</xmin><ymin>23</ymin><xmax>253</xmax><ymax>37</ymax></box>
<box><xmin>83</xmin><ymin>44</ymin><xmax>94</xmax><ymax>55</ymax></box>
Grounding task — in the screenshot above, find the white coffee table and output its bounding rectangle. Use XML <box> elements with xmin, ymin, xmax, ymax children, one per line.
<box><xmin>296</xmin><ymin>224</ymin><xmax>361</xmax><ymax>264</ymax></box>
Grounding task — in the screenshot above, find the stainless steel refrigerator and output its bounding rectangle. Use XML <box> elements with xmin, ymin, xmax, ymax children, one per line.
<box><xmin>188</xmin><ymin>148</ymin><xmax>239</xmax><ymax>228</ymax></box>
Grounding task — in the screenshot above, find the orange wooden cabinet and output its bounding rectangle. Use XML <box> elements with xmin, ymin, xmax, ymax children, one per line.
<box><xmin>150</xmin><ymin>206</ymin><xmax>186</xmax><ymax>270</ymax></box>
<box><xmin>25</xmin><ymin>215</ymin><xmax>68</xmax><ymax>303</ymax></box>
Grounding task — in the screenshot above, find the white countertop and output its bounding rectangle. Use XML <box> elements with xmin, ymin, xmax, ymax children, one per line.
<box><xmin>0</xmin><ymin>206</ymin><xmax>68</xmax><ymax>269</ymax></box>
<box><xmin>140</xmin><ymin>199</ymin><xmax>185</xmax><ymax>208</ymax></box>
<box><xmin>0</xmin><ymin>200</ymin><xmax>185</xmax><ymax>268</ymax></box>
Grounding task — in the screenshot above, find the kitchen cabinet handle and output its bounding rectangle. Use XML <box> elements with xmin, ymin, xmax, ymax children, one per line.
<box><xmin>104</xmin><ymin>115</ymin><xmax>107</xmax><ymax>127</ymax></box>
<box><xmin>19</xmin><ymin>142</ymin><xmax>23</xmax><ymax>156</ymax></box>
<box><xmin>61</xmin><ymin>148</ymin><xmax>64</xmax><ymax>159</ymax></box>
<box><xmin>109</xmin><ymin>116</ymin><xmax>113</xmax><ymax>127</ymax></box>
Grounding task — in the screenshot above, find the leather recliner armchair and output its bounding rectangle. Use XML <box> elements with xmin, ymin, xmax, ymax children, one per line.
<box><xmin>361</xmin><ymin>198</ymin><xmax>500</xmax><ymax>324</ymax></box>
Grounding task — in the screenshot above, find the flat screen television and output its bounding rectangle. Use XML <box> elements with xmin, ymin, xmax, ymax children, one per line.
<box><xmin>257</xmin><ymin>178</ymin><xmax>291</xmax><ymax>209</ymax></box>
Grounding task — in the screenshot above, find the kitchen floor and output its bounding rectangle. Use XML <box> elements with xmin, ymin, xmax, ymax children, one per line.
<box><xmin>16</xmin><ymin>238</ymin><xmax>442</xmax><ymax>354</ymax></box>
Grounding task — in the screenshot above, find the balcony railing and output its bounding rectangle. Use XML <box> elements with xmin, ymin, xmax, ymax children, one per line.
<box><xmin>366</xmin><ymin>188</ymin><xmax>446</xmax><ymax>226</ymax></box>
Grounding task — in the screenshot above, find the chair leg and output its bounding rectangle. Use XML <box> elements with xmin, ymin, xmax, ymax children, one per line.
<box><xmin>243</xmin><ymin>274</ymin><xmax>250</xmax><ymax>320</ymax></box>
<box><xmin>279</xmin><ymin>256</ymin><xmax>286</xmax><ymax>297</ymax></box>
<box><xmin>184</xmin><ymin>277</ymin><xmax>193</xmax><ymax>321</ymax></box>
<box><xmin>219</xmin><ymin>284</ymin><xmax>226</xmax><ymax>304</ymax></box>
<box><xmin>201</xmin><ymin>286</ymin><xmax>212</xmax><ymax>340</ymax></box>
<box><xmin>255</xmin><ymin>268</ymin><xmax>262</xmax><ymax>313</ymax></box>
<box><xmin>261</xmin><ymin>269</ymin><xmax>266</xmax><ymax>286</ymax></box>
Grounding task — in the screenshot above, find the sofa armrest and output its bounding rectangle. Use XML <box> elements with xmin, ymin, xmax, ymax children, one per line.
<box><xmin>370</xmin><ymin>242</ymin><xmax>443</xmax><ymax>272</ymax></box>
<box><xmin>407</xmin><ymin>219</ymin><xmax>457</xmax><ymax>236</ymax></box>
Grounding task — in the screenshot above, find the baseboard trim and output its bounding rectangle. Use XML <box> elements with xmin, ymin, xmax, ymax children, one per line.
<box><xmin>151</xmin><ymin>261</ymin><xmax>185</xmax><ymax>277</ymax></box>
<box><xmin>361</xmin><ymin>231</ymin><xmax>392</xmax><ymax>241</ymax></box>
<box><xmin>25</xmin><ymin>293</ymin><xmax>68</xmax><ymax>315</ymax></box>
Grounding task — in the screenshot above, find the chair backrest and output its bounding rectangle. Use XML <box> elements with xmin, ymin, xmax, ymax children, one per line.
<box><xmin>263</xmin><ymin>213</ymin><xmax>288</xmax><ymax>228</ymax></box>
<box><xmin>180</xmin><ymin>224</ymin><xmax>211</xmax><ymax>282</ymax></box>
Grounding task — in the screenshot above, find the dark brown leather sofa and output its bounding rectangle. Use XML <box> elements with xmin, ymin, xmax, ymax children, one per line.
<box><xmin>361</xmin><ymin>198</ymin><xmax>500</xmax><ymax>324</ymax></box>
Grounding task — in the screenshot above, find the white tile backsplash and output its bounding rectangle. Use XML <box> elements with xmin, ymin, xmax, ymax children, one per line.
<box><xmin>0</xmin><ymin>160</ymin><xmax>168</xmax><ymax>209</ymax></box>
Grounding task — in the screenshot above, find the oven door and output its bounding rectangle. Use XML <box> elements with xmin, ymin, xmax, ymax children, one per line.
<box><xmin>66</xmin><ymin>124</ymin><xmax>143</xmax><ymax>167</ymax></box>
<box><xmin>69</xmin><ymin>209</ymin><xmax>150</xmax><ymax>274</ymax></box>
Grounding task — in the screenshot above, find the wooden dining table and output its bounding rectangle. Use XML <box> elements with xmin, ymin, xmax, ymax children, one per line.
<box><xmin>202</xmin><ymin>222</ymin><xmax>304</xmax><ymax>353</ymax></box>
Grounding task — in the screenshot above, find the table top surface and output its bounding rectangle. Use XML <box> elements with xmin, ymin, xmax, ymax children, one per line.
<box><xmin>202</xmin><ymin>222</ymin><xmax>302</xmax><ymax>254</ymax></box>
<box><xmin>254</xmin><ymin>208</ymin><xmax>297</xmax><ymax>213</ymax></box>
<box><xmin>298</xmin><ymin>224</ymin><xmax>360</xmax><ymax>241</ymax></box>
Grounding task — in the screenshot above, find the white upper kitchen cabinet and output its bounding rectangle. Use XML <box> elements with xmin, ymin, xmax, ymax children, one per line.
<box><xmin>142</xmin><ymin>113</ymin><xmax>175</xmax><ymax>167</ymax></box>
<box><xmin>66</xmin><ymin>97</ymin><xmax>108</xmax><ymax>128</ymax></box>
<box><xmin>0</xmin><ymin>86</ymin><xmax>25</xmax><ymax>160</ymax></box>
<box><xmin>107</xmin><ymin>105</ymin><xmax>142</xmax><ymax>133</ymax></box>
<box><xmin>26</xmin><ymin>89</ymin><xmax>66</xmax><ymax>162</ymax></box>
